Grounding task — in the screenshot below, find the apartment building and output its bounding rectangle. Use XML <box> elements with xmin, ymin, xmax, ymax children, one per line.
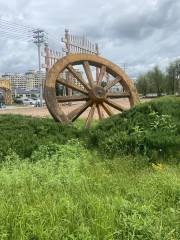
<box><xmin>2</xmin><ymin>73</ymin><xmax>27</xmax><ymax>90</ymax></box>
<box><xmin>26</xmin><ymin>70</ymin><xmax>46</xmax><ymax>90</ymax></box>
<box><xmin>1</xmin><ymin>71</ymin><xmax>46</xmax><ymax>91</ymax></box>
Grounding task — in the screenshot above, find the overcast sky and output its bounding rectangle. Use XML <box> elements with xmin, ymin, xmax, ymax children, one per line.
<box><xmin>0</xmin><ymin>0</ymin><xmax>180</xmax><ymax>78</ymax></box>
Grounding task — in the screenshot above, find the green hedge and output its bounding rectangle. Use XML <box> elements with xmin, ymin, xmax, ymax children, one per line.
<box><xmin>89</xmin><ymin>96</ymin><xmax>180</xmax><ymax>160</ymax></box>
<box><xmin>0</xmin><ymin>96</ymin><xmax>180</xmax><ymax>162</ymax></box>
<box><xmin>0</xmin><ymin>115</ymin><xmax>79</xmax><ymax>160</ymax></box>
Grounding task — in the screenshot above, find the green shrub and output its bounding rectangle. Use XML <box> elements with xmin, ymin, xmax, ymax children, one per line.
<box><xmin>1</xmin><ymin>97</ymin><xmax>179</xmax><ymax>162</ymax></box>
<box><xmin>0</xmin><ymin>115</ymin><xmax>80</xmax><ymax>160</ymax></box>
<box><xmin>89</xmin><ymin>96</ymin><xmax>180</xmax><ymax>160</ymax></box>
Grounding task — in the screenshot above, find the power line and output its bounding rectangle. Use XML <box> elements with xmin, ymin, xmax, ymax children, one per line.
<box><xmin>0</xmin><ymin>31</ymin><xmax>33</xmax><ymax>40</ymax></box>
<box><xmin>0</xmin><ymin>34</ymin><xmax>33</xmax><ymax>42</ymax></box>
<box><xmin>0</xmin><ymin>25</ymin><xmax>34</xmax><ymax>41</ymax></box>
<box><xmin>0</xmin><ymin>18</ymin><xmax>63</xmax><ymax>48</ymax></box>
<box><xmin>0</xmin><ymin>27</ymin><xmax>33</xmax><ymax>37</ymax></box>
<box><xmin>0</xmin><ymin>24</ymin><xmax>33</xmax><ymax>38</ymax></box>
<box><xmin>0</xmin><ymin>29</ymin><xmax>32</xmax><ymax>37</ymax></box>
<box><xmin>0</xmin><ymin>22</ymin><xmax>34</xmax><ymax>31</ymax></box>
<box><xmin>0</xmin><ymin>19</ymin><xmax>39</xmax><ymax>43</ymax></box>
<box><xmin>0</xmin><ymin>18</ymin><xmax>35</xmax><ymax>31</ymax></box>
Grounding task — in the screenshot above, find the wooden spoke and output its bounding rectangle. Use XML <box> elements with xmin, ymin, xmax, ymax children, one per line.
<box><xmin>97</xmin><ymin>65</ymin><xmax>106</xmax><ymax>86</ymax></box>
<box><xmin>101</xmin><ymin>102</ymin><xmax>114</xmax><ymax>116</ymax></box>
<box><xmin>67</xmin><ymin>64</ymin><xmax>90</xmax><ymax>91</ymax></box>
<box><xmin>96</xmin><ymin>67</ymin><xmax>100</xmax><ymax>82</ymax></box>
<box><xmin>105</xmin><ymin>77</ymin><xmax>121</xmax><ymax>91</ymax></box>
<box><xmin>96</xmin><ymin>104</ymin><xmax>104</xmax><ymax>120</ymax></box>
<box><xmin>85</xmin><ymin>104</ymin><xmax>96</xmax><ymax>128</ymax></box>
<box><xmin>57</xmin><ymin>95</ymin><xmax>89</xmax><ymax>103</ymax></box>
<box><xmin>107</xmin><ymin>92</ymin><xmax>130</xmax><ymax>98</ymax></box>
<box><xmin>68</xmin><ymin>100</ymin><xmax>92</xmax><ymax>121</ymax></box>
<box><xmin>57</xmin><ymin>78</ymin><xmax>88</xmax><ymax>95</ymax></box>
<box><xmin>83</xmin><ymin>61</ymin><xmax>94</xmax><ymax>88</ymax></box>
<box><xmin>104</xmin><ymin>99</ymin><xmax>127</xmax><ymax>112</ymax></box>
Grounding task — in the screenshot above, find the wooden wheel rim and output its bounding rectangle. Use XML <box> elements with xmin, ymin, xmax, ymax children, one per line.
<box><xmin>44</xmin><ymin>54</ymin><xmax>139</xmax><ymax>125</ymax></box>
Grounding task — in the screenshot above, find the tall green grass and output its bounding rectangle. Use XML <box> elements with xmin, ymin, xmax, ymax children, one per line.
<box><xmin>0</xmin><ymin>96</ymin><xmax>180</xmax><ymax>239</ymax></box>
<box><xmin>0</xmin><ymin>143</ymin><xmax>179</xmax><ymax>239</ymax></box>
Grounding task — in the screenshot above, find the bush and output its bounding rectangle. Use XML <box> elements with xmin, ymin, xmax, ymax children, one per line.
<box><xmin>0</xmin><ymin>97</ymin><xmax>180</xmax><ymax>162</ymax></box>
<box><xmin>89</xmin><ymin>96</ymin><xmax>180</xmax><ymax>160</ymax></box>
<box><xmin>0</xmin><ymin>115</ymin><xmax>80</xmax><ymax>160</ymax></box>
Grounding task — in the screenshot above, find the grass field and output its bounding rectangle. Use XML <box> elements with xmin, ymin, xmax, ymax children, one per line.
<box><xmin>0</xmin><ymin>96</ymin><xmax>179</xmax><ymax>239</ymax></box>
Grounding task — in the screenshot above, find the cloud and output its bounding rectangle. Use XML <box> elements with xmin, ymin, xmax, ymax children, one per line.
<box><xmin>82</xmin><ymin>0</ymin><xmax>180</xmax><ymax>41</ymax></box>
<box><xmin>0</xmin><ymin>0</ymin><xmax>180</xmax><ymax>78</ymax></box>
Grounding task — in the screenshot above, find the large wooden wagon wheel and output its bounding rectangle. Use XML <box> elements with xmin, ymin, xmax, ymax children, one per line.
<box><xmin>44</xmin><ymin>54</ymin><xmax>139</xmax><ymax>127</ymax></box>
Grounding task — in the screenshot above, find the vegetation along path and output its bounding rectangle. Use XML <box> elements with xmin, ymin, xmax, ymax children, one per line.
<box><xmin>0</xmin><ymin>96</ymin><xmax>179</xmax><ymax>239</ymax></box>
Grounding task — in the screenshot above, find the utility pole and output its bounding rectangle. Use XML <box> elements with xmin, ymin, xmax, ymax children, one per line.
<box><xmin>33</xmin><ymin>29</ymin><xmax>45</xmax><ymax>107</ymax></box>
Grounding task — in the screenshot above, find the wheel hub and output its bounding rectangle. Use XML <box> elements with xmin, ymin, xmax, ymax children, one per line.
<box><xmin>89</xmin><ymin>86</ymin><xmax>106</xmax><ymax>102</ymax></box>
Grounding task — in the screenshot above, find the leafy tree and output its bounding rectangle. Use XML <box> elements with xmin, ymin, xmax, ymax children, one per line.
<box><xmin>137</xmin><ymin>66</ymin><xmax>166</xmax><ymax>96</ymax></box>
<box><xmin>166</xmin><ymin>60</ymin><xmax>180</xmax><ymax>94</ymax></box>
<box><xmin>136</xmin><ymin>75</ymin><xmax>148</xmax><ymax>96</ymax></box>
<box><xmin>148</xmin><ymin>66</ymin><xmax>165</xmax><ymax>96</ymax></box>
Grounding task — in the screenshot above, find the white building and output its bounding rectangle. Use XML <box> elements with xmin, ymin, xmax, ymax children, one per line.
<box><xmin>2</xmin><ymin>73</ymin><xmax>27</xmax><ymax>90</ymax></box>
<box><xmin>25</xmin><ymin>70</ymin><xmax>46</xmax><ymax>90</ymax></box>
<box><xmin>25</xmin><ymin>70</ymin><xmax>38</xmax><ymax>90</ymax></box>
<box><xmin>1</xmin><ymin>71</ymin><xmax>46</xmax><ymax>91</ymax></box>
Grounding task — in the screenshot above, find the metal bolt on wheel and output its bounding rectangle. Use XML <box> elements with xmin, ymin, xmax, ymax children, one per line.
<box><xmin>44</xmin><ymin>54</ymin><xmax>139</xmax><ymax>128</ymax></box>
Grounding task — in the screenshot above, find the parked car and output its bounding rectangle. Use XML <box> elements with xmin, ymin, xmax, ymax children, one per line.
<box><xmin>29</xmin><ymin>99</ymin><xmax>37</xmax><ymax>105</ymax></box>
<box><xmin>14</xmin><ymin>98</ymin><xmax>24</xmax><ymax>104</ymax></box>
<box><xmin>21</xmin><ymin>99</ymin><xmax>31</xmax><ymax>105</ymax></box>
<box><xmin>21</xmin><ymin>98</ymin><xmax>36</xmax><ymax>105</ymax></box>
<box><xmin>0</xmin><ymin>102</ymin><xmax>6</xmax><ymax>108</ymax></box>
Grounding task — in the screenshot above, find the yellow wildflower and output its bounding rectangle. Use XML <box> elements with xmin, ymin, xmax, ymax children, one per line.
<box><xmin>152</xmin><ymin>163</ymin><xmax>165</xmax><ymax>171</ymax></box>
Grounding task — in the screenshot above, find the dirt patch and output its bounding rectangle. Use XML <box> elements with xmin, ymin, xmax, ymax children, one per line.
<box><xmin>0</xmin><ymin>99</ymin><xmax>131</xmax><ymax>119</ymax></box>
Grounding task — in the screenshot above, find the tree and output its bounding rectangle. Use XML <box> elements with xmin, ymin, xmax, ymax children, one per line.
<box><xmin>136</xmin><ymin>60</ymin><xmax>180</xmax><ymax>96</ymax></box>
<box><xmin>136</xmin><ymin>66</ymin><xmax>166</xmax><ymax>96</ymax></box>
<box><xmin>136</xmin><ymin>75</ymin><xmax>148</xmax><ymax>96</ymax></box>
<box><xmin>149</xmin><ymin>66</ymin><xmax>165</xmax><ymax>96</ymax></box>
<box><xmin>166</xmin><ymin>60</ymin><xmax>180</xmax><ymax>95</ymax></box>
